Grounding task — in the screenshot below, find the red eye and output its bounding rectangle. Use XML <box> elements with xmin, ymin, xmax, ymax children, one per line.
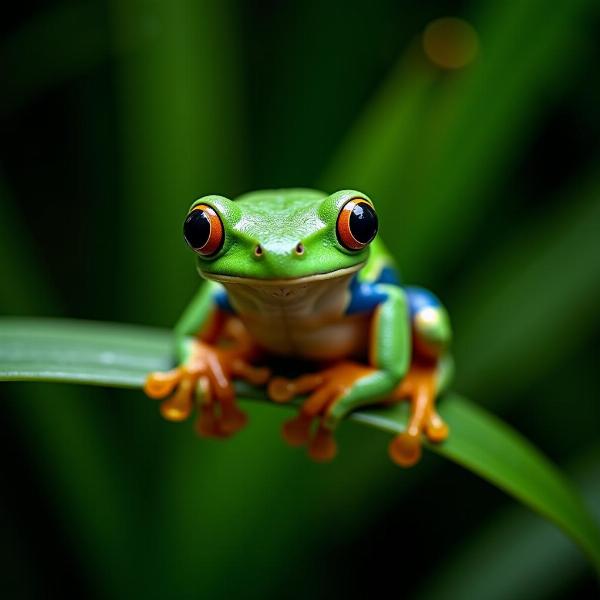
<box><xmin>336</xmin><ymin>198</ymin><xmax>378</xmax><ymax>250</ymax></box>
<box><xmin>183</xmin><ymin>204</ymin><xmax>224</xmax><ymax>256</ymax></box>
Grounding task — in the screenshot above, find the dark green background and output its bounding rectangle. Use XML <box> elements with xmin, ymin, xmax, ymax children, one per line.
<box><xmin>1</xmin><ymin>1</ymin><xmax>599</xmax><ymax>598</ymax></box>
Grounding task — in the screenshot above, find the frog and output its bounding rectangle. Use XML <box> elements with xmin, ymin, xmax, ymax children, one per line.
<box><xmin>144</xmin><ymin>189</ymin><xmax>453</xmax><ymax>466</ymax></box>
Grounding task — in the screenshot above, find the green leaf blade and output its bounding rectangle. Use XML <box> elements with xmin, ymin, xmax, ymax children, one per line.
<box><xmin>437</xmin><ymin>398</ymin><xmax>600</xmax><ymax>570</ymax></box>
<box><xmin>416</xmin><ymin>446</ymin><xmax>600</xmax><ymax>600</ymax></box>
<box><xmin>352</xmin><ymin>398</ymin><xmax>600</xmax><ymax>571</ymax></box>
<box><xmin>1</xmin><ymin>317</ymin><xmax>599</xmax><ymax>573</ymax></box>
<box><xmin>0</xmin><ymin>317</ymin><xmax>173</xmax><ymax>387</ymax></box>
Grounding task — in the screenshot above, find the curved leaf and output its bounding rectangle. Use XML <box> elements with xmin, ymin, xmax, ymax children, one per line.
<box><xmin>417</xmin><ymin>445</ymin><xmax>600</xmax><ymax>600</ymax></box>
<box><xmin>0</xmin><ymin>316</ymin><xmax>599</xmax><ymax>573</ymax></box>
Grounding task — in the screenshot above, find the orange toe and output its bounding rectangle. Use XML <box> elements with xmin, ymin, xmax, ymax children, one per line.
<box><xmin>160</xmin><ymin>399</ymin><xmax>191</xmax><ymax>422</ymax></box>
<box><xmin>232</xmin><ymin>359</ymin><xmax>271</xmax><ymax>386</ymax></box>
<box><xmin>425</xmin><ymin>417</ymin><xmax>449</xmax><ymax>443</ymax></box>
<box><xmin>194</xmin><ymin>405</ymin><xmax>223</xmax><ymax>438</ymax></box>
<box><xmin>159</xmin><ymin>378</ymin><xmax>193</xmax><ymax>421</ymax></box>
<box><xmin>388</xmin><ymin>432</ymin><xmax>422</xmax><ymax>467</ymax></box>
<box><xmin>282</xmin><ymin>414</ymin><xmax>313</xmax><ymax>446</ymax></box>
<box><xmin>219</xmin><ymin>405</ymin><xmax>248</xmax><ymax>435</ymax></box>
<box><xmin>144</xmin><ymin>369</ymin><xmax>181</xmax><ymax>399</ymax></box>
<box><xmin>269</xmin><ymin>377</ymin><xmax>295</xmax><ymax>403</ymax></box>
<box><xmin>308</xmin><ymin>427</ymin><xmax>337</xmax><ymax>462</ymax></box>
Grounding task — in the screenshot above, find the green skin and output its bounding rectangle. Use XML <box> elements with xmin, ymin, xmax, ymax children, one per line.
<box><xmin>174</xmin><ymin>189</ymin><xmax>450</xmax><ymax>429</ymax></box>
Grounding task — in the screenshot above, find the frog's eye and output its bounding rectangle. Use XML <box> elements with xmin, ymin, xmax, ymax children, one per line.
<box><xmin>183</xmin><ymin>204</ymin><xmax>224</xmax><ymax>256</ymax></box>
<box><xmin>336</xmin><ymin>198</ymin><xmax>378</xmax><ymax>250</ymax></box>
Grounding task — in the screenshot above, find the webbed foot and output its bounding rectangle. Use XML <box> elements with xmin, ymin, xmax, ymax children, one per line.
<box><xmin>144</xmin><ymin>339</ymin><xmax>270</xmax><ymax>438</ymax></box>
<box><xmin>268</xmin><ymin>362</ymin><xmax>375</xmax><ymax>462</ymax></box>
<box><xmin>388</xmin><ymin>362</ymin><xmax>448</xmax><ymax>467</ymax></box>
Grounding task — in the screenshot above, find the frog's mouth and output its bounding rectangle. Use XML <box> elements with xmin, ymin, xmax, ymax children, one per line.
<box><xmin>202</xmin><ymin>262</ymin><xmax>363</xmax><ymax>287</ymax></box>
<box><xmin>202</xmin><ymin>263</ymin><xmax>364</xmax><ymax>307</ymax></box>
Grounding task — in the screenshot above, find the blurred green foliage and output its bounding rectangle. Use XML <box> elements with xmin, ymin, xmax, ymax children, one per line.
<box><xmin>1</xmin><ymin>0</ymin><xmax>599</xmax><ymax>598</ymax></box>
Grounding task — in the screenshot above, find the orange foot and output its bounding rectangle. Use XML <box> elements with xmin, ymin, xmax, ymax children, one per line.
<box><xmin>144</xmin><ymin>338</ymin><xmax>270</xmax><ymax>438</ymax></box>
<box><xmin>268</xmin><ymin>362</ymin><xmax>375</xmax><ymax>462</ymax></box>
<box><xmin>387</xmin><ymin>362</ymin><xmax>449</xmax><ymax>468</ymax></box>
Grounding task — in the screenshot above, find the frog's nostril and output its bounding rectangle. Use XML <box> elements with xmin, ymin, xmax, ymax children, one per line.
<box><xmin>294</xmin><ymin>243</ymin><xmax>305</xmax><ymax>256</ymax></box>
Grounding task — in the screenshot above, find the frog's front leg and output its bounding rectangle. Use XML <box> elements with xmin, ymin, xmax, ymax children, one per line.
<box><xmin>145</xmin><ymin>329</ymin><xmax>268</xmax><ymax>437</ymax></box>
<box><xmin>268</xmin><ymin>285</ymin><xmax>410</xmax><ymax>461</ymax></box>
<box><xmin>144</xmin><ymin>283</ymin><xmax>270</xmax><ymax>437</ymax></box>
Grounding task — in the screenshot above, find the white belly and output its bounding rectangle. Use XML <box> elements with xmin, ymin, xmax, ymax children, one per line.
<box><xmin>241</xmin><ymin>309</ymin><xmax>371</xmax><ymax>360</ymax></box>
<box><xmin>217</xmin><ymin>272</ymin><xmax>372</xmax><ymax>361</ymax></box>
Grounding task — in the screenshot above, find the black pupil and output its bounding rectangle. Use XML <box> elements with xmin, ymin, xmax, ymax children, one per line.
<box><xmin>349</xmin><ymin>203</ymin><xmax>378</xmax><ymax>244</ymax></box>
<box><xmin>184</xmin><ymin>209</ymin><xmax>210</xmax><ymax>249</ymax></box>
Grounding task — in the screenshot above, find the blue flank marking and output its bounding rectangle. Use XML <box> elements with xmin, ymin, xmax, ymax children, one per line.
<box><xmin>404</xmin><ymin>286</ymin><xmax>441</xmax><ymax>317</ymax></box>
<box><xmin>346</xmin><ymin>274</ymin><xmax>442</xmax><ymax>317</ymax></box>
<box><xmin>346</xmin><ymin>265</ymin><xmax>400</xmax><ymax>314</ymax></box>
<box><xmin>346</xmin><ymin>279</ymin><xmax>389</xmax><ymax>314</ymax></box>
<box><xmin>214</xmin><ymin>287</ymin><xmax>235</xmax><ymax>313</ymax></box>
<box><xmin>375</xmin><ymin>266</ymin><xmax>401</xmax><ymax>285</ymax></box>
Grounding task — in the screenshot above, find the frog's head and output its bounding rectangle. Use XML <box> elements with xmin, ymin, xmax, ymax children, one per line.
<box><xmin>182</xmin><ymin>188</ymin><xmax>378</xmax><ymax>285</ymax></box>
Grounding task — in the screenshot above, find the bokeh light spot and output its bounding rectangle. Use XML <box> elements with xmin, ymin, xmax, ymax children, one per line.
<box><xmin>423</xmin><ymin>17</ymin><xmax>479</xmax><ymax>69</ymax></box>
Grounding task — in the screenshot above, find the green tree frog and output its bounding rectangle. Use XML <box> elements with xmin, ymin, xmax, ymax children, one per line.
<box><xmin>144</xmin><ymin>189</ymin><xmax>452</xmax><ymax>466</ymax></box>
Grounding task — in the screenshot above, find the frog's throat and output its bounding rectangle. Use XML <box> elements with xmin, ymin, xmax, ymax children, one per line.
<box><xmin>201</xmin><ymin>262</ymin><xmax>364</xmax><ymax>286</ymax></box>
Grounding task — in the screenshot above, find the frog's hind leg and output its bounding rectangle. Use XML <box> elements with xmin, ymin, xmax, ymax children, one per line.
<box><xmin>388</xmin><ymin>287</ymin><xmax>453</xmax><ymax>467</ymax></box>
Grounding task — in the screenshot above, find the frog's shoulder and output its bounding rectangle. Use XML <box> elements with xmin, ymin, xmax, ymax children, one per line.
<box><xmin>345</xmin><ymin>237</ymin><xmax>401</xmax><ymax>314</ymax></box>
